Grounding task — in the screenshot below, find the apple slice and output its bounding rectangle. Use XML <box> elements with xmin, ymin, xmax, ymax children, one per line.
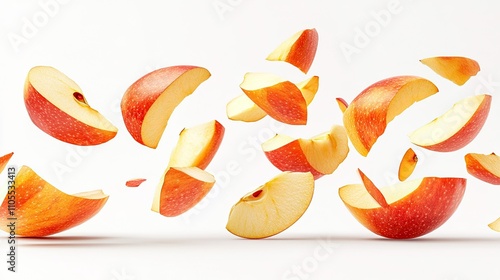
<box><xmin>336</xmin><ymin>97</ymin><xmax>348</xmax><ymax>113</ymax></box>
<box><xmin>226</xmin><ymin>172</ymin><xmax>314</xmax><ymax>239</ymax></box>
<box><xmin>343</xmin><ymin>76</ymin><xmax>438</xmax><ymax>156</ymax></box>
<box><xmin>227</xmin><ymin>76</ymin><xmax>319</xmax><ymax>122</ymax></box>
<box><xmin>240</xmin><ymin>72</ymin><xmax>307</xmax><ymax>125</ymax></box>
<box><xmin>339</xmin><ymin>176</ymin><xmax>466</xmax><ymax>239</ymax></box>
<box><xmin>0</xmin><ymin>166</ymin><xmax>108</xmax><ymax>237</ymax></box>
<box><xmin>262</xmin><ymin>125</ymin><xmax>349</xmax><ymax>179</ymax></box>
<box><xmin>168</xmin><ymin>120</ymin><xmax>225</xmax><ymax>169</ymax></box>
<box><xmin>357</xmin><ymin>169</ymin><xmax>388</xmax><ymax>208</ymax></box>
<box><xmin>420</xmin><ymin>56</ymin><xmax>480</xmax><ymax>86</ymax></box>
<box><xmin>465</xmin><ymin>153</ymin><xmax>500</xmax><ymax>185</ymax></box>
<box><xmin>409</xmin><ymin>94</ymin><xmax>491</xmax><ymax>152</ymax></box>
<box><xmin>398</xmin><ymin>148</ymin><xmax>418</xmax><ymax>181</ymax></box>
<box><xmin>488</xmin><ymin>217</ymin><xmax>500</xmax><ymax>232</ymax></box>
<box><xmin>121</xmin><ymin>66</ymin><xmax>211</xmax><ymax>148</ymax></box>
<box><xmin>266</xmin><ymin>28</ymin><xmax>319</xmax><ymax>74</ymax></box>
<box><xmin>0</xmin><ymin>152</ymin><xmax>14</xmax><ymax>174</ymax></box>
<box><xmin>151</xmin><ymin>167</ymin><xmax>215</xmax><ymax>217</ymax></box>
<box><xmin>126</xmin><ymin>178</ymin><xmax>147</xmax><ymax>187</ymax></box>
<box><xmin>24</xmin><ymin>66</ymin><xmax>118</xmax><ymax>146</ymax></box>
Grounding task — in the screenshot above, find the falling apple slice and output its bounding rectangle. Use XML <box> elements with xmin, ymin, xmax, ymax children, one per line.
<box><xmin>24</xmin><ymin>66</ymin><xmax>118</xmax><ymax>146</ymax></box>
<box><xmin>126</xmin><ymin>178</ymin><xmax>147</xmax><ymax>187</ymax></box>
<box><xmin>262</xmin><ymin>125</ymin><xmax>349</xmax><ymax>179</ymax></box>
<box><xmin>226</xmin><ymin>172</ymin><xmax>314</xmax><ymax>239</ymax></box>
<box><xmin>357</xmin><ymin>169</ymin><xmax>389</xmax><ymax>208</ymax></box>
<box><xmin>420</xmin><ymin>56</ymin><xmax>480</xmax><ymax>86</ymax></box>
<box><xmin>336</xmin><ymin>97</ymin><xmax>348</xmax><ymax>113</ymax></box>
<box><xmin>168</xmin><ymin>120</ymin><xmax>225</xmax><ymax>169</ymax></box>
<box><xmin>398</xmin><ymin>148</ymin><xmax>418</xmax><ymax>181</ymax></box>
<box><xmin>266</xmin><ymin>28</ymin><xmax>319</xmax><ymax>74</ymax></box>
<box><xmin>0</xmin><ymin>166</ymin><xmax>108</xmax><ymax>237</ymax></box>
<box><xmin>343</xmin><ymin>76</ymin><xmax>438</xmax><ymax>156</ymax></box>
<box><xmin>0</xmin><ymin>152</ymin><xmax>14</xmax><ymax>174</ymax></box>
<box><xmin>227</xmin><ymin>76</ymin><xmax>319</xmax><ymax>122</ymax></box>
<box><xmin>240</xmin><ymin>72</ymin><xmax>307</xmax><ymax>125</ymax></box>
<box><xmin>339</xmin><ymin>176</ymin><xmax>466</xmax><ymax>239</ymax></box>
<box><xmin>488</xmin><ymin>217</ymin><xmax>500</xmax><ymax>232</ymax></box>
<box><xmin>121</xmin><ymin>66</ymin><xmax>211</xmax><ymax>149</ymax></box>
<box><xmin>409</xmin><ymin>94</ymin><xmax>491</xmax><ymax>152</ymax></box>
<box><xmin>151</xmin><ymin>167</ymin><xmax>215</xmax><ymax>217</ymax></box>
<box><xmin>465</xmin><ymin>153</ymin><xmax>500</xmax><ymax>185</ymax></box>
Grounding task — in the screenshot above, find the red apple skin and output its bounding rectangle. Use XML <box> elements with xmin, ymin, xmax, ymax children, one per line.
<box><xmin>264</xmin><ymin>141</ymin><xmax>323</xmax><ymax>179</ymax></box>
<box><xmin>284</xmin><ymin>28</ymin><xmax>319</xmax><ymax>74</ymax></box>
<box><xmin>126</xmin><ymin>178</ymin><xmax>147</xmax><ymax>187</ymax></box>
<box><xmin>121</xmin><ymin>66</ymin><xmax>206</xmax><ymax>146</ymax></box>
<box><xmin>342</xmin><ymin>177</ymin><xmax>466</xmax><ymax>239</ymax></box>
<box><xmin>414</xmin><ymin>95</ymin><xmax>491</xmax><ymax>152</ymax></box>
<box><xmin>24</xmin><ymin>83</ymin><xmax>117</xmax><ymax>145</ymax></box>
<box><xmin>465</xmin><ymin>153</ymin><xmax>500</xmax><ymax>185</ymax></box>
<box><xmin>0</xmin><ymin>152</ymin><xmax>14</xmax><ymax>173</ymax></box>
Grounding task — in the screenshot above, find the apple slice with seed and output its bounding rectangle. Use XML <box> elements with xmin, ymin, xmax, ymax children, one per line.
<box><xmin>398</xmin><ymin>148</ymin><xmax>418</xmax><ymax>181</ymax></box>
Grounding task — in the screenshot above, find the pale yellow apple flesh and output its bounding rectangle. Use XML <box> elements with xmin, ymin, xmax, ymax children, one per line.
<box><xmin>488</xmin><ymin>217</ymin><xmax>500</xmax><ymax>232</ymax></box>
<box><xmin>465</xmin><ymin>153</ymin><xmax>500</xmax><ymax>185</ymax></box>
<box><xmin>398</xmin><ymin>148</ymin><xmax>418</xmax><ymax>181</ymax></box>
<box><xmin>226</xmin><ymin>172</ymin><xmax>314</xmax><ymax>239</ymax></box>
<box><xmin>420</xmin><ymin>56</ymin><xmax>480</xmax><ymax>86</ymax></box>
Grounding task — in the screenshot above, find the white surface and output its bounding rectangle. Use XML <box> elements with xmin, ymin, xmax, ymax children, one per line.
<box><xmin>1</xmin><ymin>0</ymin><xmax>500</xmax><ymax>279</ymax></box>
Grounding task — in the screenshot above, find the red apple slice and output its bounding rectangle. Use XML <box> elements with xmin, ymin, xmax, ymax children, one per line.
<box><xmin>0</xmin><ymin>152</ymin><xmax>14</xmax><ymax>174</ymax></box>
<box><xmin>227</xmin><ymin>76</ymin><xmax>319</xmax><ymax>122</ymax></box>
<box><xmin>336</xmin><ymin>97</ymin><xmax>348</xmax><ymax>113</ymax></box>
<box><xmin>151</xmin><ymin>167</ymin><xmax>215</xmax><ymax>217</ymax></box>
<box><xmin>357</xmin><ymin>169</ymin><xmax>389</xmax><ymax>208</ymax></box>
<box><xmin>262</xmin><ymin>125</ymin><xmax>349</xmax><ymax>179</ymax></box>
<box><xmin>465</xmin><ymin>153</ymin><xmax>500</xmax><ymax>185</ymax></box>
<box><xmin>398</xmin><ymin>148</ymin><xmax>418</xmax><ymax>181</ymax></box>
<box><xmin>168</xmin><ymin>120</ymin><xmax>225</xmax><ymax>169</ymax></box>
<box><xmin>240</xmin><ymin>72</ymin><xmax>307</xmax><ymax>125</ymax></box>
<box><xmin>488</xmin><ymin>217</ymin><xmax>500</xmax><ymax>232</ymax></box>
<box><xmin>121</xmin><ymin>66</ymin><xmax>211</xmax><ymax>148</ymax></box>
<box><xmin>24</xmin><ymin>66</ymin><xmax>118</xmax><ymax>146</ymax></box>
<box><xmin>409</xmin><ymin>94</ymin><xmax>491</xmax><ymax>152</ymax></box>
<box><xmin>339</xmin><ymin>176</ymin><xmax>466</xmax><ymax>239</ymax></box>
<box><xmin>266</xmin><ymin>28</ymin><xmax>319</xmax><ymax>74</ymax></box>
<box><xmin>343</xmin><ymin>76</ymin><xmax>438</xmax><ymax>156</ymax></box>
<box><xmin>420</xmin><ymin>56</ymin><xmax>480</xmax><ymax>86</ymax></box>
<box><xmin>226</xmin><ymin>172</ymin><xmax>314</xmax><ymax>239</ymax></box>
<box><xmin>0</xmin><ymin>166</ymin><xmax>109</xmax><ymax>237</ymax></box>
<box><xmin>126</xmin><ymin>178</ymin><xmax>147</xmax><ymax>187</ymax></box>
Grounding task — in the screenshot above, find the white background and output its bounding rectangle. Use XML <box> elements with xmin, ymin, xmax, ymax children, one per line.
<box><xmin>1</xmin><ymin>0</ymin><xmax>500</xmax><ymax>279</ymax></box>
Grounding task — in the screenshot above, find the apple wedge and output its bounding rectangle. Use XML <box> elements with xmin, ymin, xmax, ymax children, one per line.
<box><xmin>343</xmin><ymin>76</ymin><xmax>438</xmax><ymax>156</ymax></box>
<box><xmin>227</xmin><ymin>76</ymin><xmax>319</xmax><ymax>122</ymax></box>
<box><xmin>262</xmin><ymin>125</ymin><xmax>349</xmax><ymax>179</ymax></box>
<box><xmin>24</xmin><ymin>66</ymin><xmax>118</xmax><ymax>146</ymax></box>
<box><xmin>409</xmin><ymin>94</ymin><xmax>491</xmax><ymax>152</ymax></box>
<box><xmin>488</xmin><ymin>217</ymin><xmax>500</xmax><ymax>232</ymax></box>
<box><xmin>266</xmin><ymin>28</ymin><xmax>319</xmax><ymax>74</ymax></box>
<box><xmin>226</xmin><ymin>172</ymin><xmax>314</xmax><ymax>239</ymax></box>
<box><xmin>121</xmin><ymin>66</ymin><xmax>211</xmax><ymax>148</ymax></box>
<box><xmin>168</xmin><ymin>120</ymin><xmax>225</xmax><ymax>169</ymax></box>
<box><xmin>240</xmin><ymin>72</ymin><xmax>307</xmax><ymax>125</ymax></box>
<box><xmin>339</xmin><ymin>176</ymin><xmax>466</xmax><ymax>239</ymax></box>
<box><xmin>0</xmin><ymin>166</ymin><xmax>108</xmax><ymax>237</ymax></box>
<box><xmin>357</xmin><ymin>169</ymin><xmax>389</xmax><ymax>207</ymax></box>
<box><xmin>151</xmin><ymin>167</ymin><xmax>215</xmax><ymax>217</ymax></box>
<box><xmin>465</xmin><ymin>153</ymin><xmax>500</xmax><ymax>185</ymax></box>
<box><xmin>336</xmin><ymin>97</ymin><xmax>348</xmax><ymax>113</ymax></box>
<box><xmin>420</xmin><ymin>56</ymin><xmax>480</xmax><ymax>86</ymax></box>
<box><xmin>398</xmin><ymin>148</ymin><xmax>418</xmax><ymax>181</ymax></box>
<box><xmin>126</xmin><ymin>178</ymin><xmax>147</xmax><ymax>187</ymax></box>
<box><xmin>0</xmin><ymin>152</ymin><xmax>14</xmax><ymax>174</ymax></box>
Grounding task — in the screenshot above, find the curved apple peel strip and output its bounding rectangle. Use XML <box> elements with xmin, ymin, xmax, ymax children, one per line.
<box><xmin>0</xmin><ymin>152</ymin><xmax>14</xmax><ymax>174</ymax></box>
<box><xmin>398</xmin><ymin>148</ymin><xmax>418</xmax><ymax>181</ymax></box>
<box><xmin>126</xmin><ymin>178</ymin><xmax>147</xmax><ymax>187</ymax></box>
<box><xmin>358</xmin><ymin>169</ymin><xmax>389</xmax><ymax>207</ymax></box>
<box><xmin>336</xmin><ymin>98</ymin><xmax>348</xmax><ymax>113</ymax></box>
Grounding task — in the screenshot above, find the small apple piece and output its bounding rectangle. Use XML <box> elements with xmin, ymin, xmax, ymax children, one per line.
<box><xmin>168</xmin><ymin>120</ymin><xmax>225</xmax><ymax>169</ymax></box>
<box><xmin>339</xmin><ymin>177</ymin><xmax>466</xmax><ymax>239</ymax></box>
<box><xmin>357</xmin><ymin>169</ymin><xmax>389</xmax><ymax>208</ymax></box>
<box><xmin>24</xmin><ymin>66</ymin><xmax>118</xmax><ymax>146</ymax></box>
<box><xmin>0</xmin><ymin>166</ymin><xmax>108</xmax><ymax>237</ymax></box>
<box><xmin>420</xmin><ymin>56</ymin><xmax>480</xmax><ymax>86</ymax></box>
<box><xmin>226</xmin><ymin>172</ymin><xmax>314</xmax><ymax>239</ymax></box>
<box><xmin>151</xmin><ymin>167</ymin><xmax>215</xmax><ymax>217</ymax></box>
<box><xmin>126</xmin><ymin>178</ymin><xmax>147</xmax><ymax>187</ymax></box>
<box><xmin>465</xmin><ymin>153</ymin><xmax>500</xmax><ymax>185</ymax></box>
<box><xmin>488</xmin><ymin>217</ymin><xmax>500</xmax><ymax>232</ymax></box>
<box><xmin>262</xmin><ymin>125</ymin><xmax>349</xmax><ymax>179</ymax></box>
<box><xmin>266</xmin><ymin>28</ymin><xmax>318</xmax><ymax>74</ymax></box>
<box><xmin>227</xmin><ymin>76</ymin><xmax>319</xmax><ymax>122</ymax></box>
<box><xmin>343</xmin><ymin>76</ymin><xmax>438</xmax><ymax>156</ymax></box>
<box><xmin>121</xmin><ymin>66</ymin><xmax>211</xmax><ymax>148</ymax></box>
<box><xmin>0</xmin><ymin>152</ymin><xmax>14</xmax><ymax>173</ymax></box>
<box><xmin>336</xmin><ymin>97</ymin><xmax>348</xmax><ymax>113</ymax></box>
<box><xmin>398</xmin><ymin>148</ymin><xmax>418</xmax><ymax>181</ymax></box>
<box><xmin>409</xmin><ymin>94</ymin><xmax>491</xmax><ymax>152</ymax></box>
<box><xmin>240</xmin><ymin>72</ymin><xmax>307</xmax><ymax>125</ymax></box>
